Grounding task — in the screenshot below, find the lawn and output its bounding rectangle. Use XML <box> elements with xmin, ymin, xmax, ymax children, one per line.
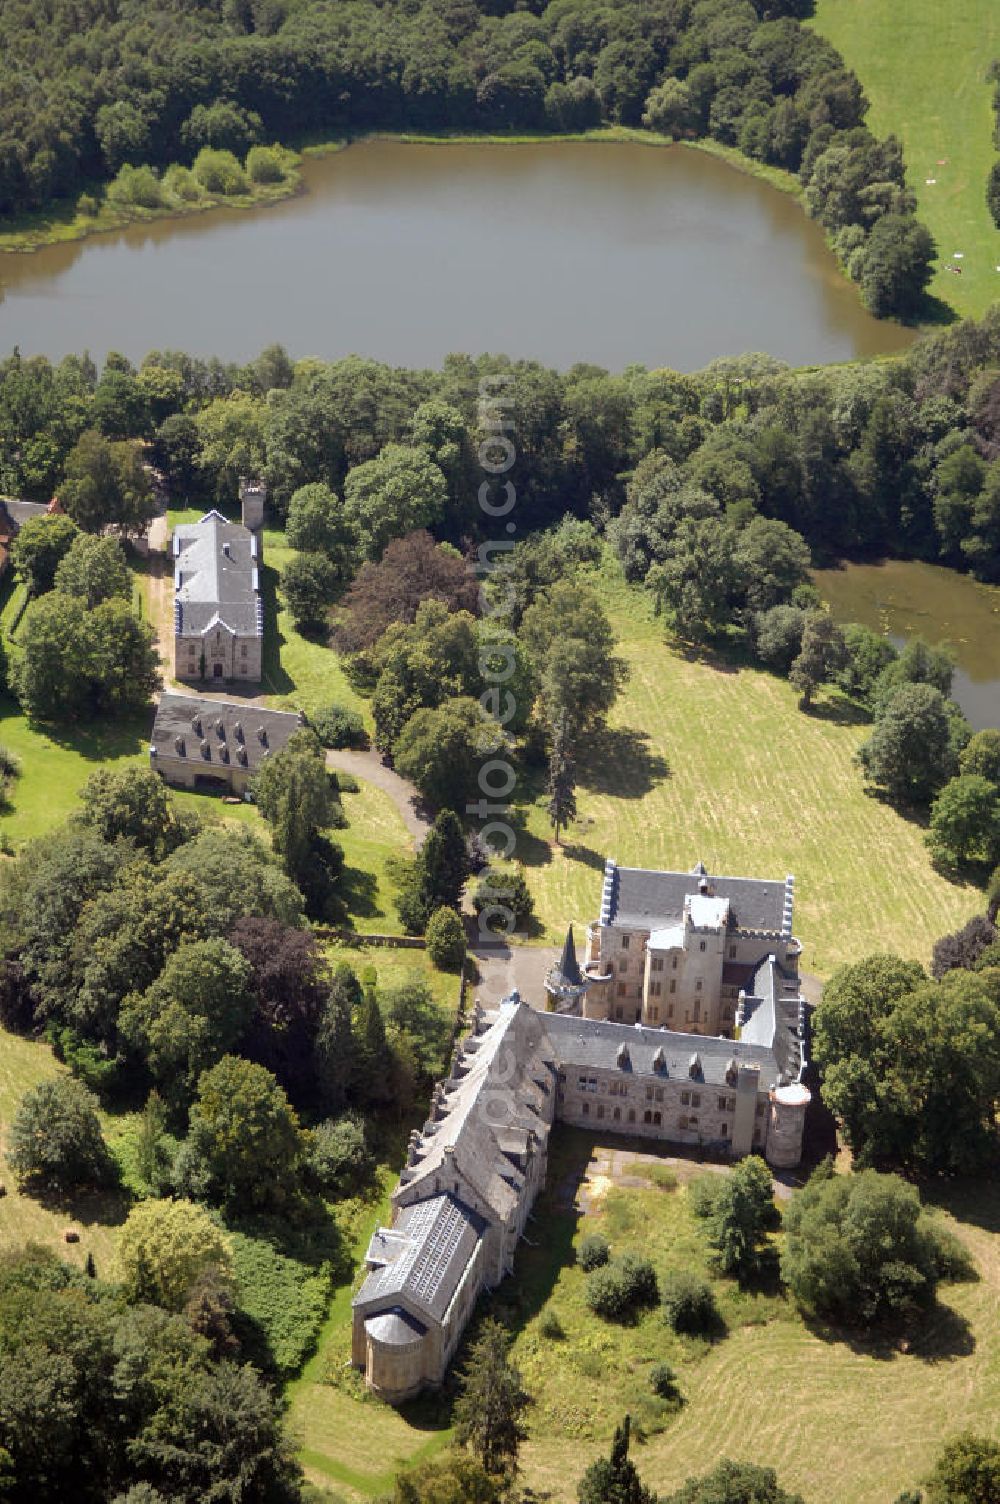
<box><xmin>511</xmin><ymin>565</ymin><xmax>982</xmax><ymax>977</ymax></box>
<box><xmin>811</xmin><ymin>0</ymin><xmax>1000</xmax><ymax>321</ymax></box>
<box><xmin>0</xmin><ymin>1028</ymin><xmax>131</xmax><ymax>1275</ymax></box>
<box><xmin>260</xmin><ymin>528</ymin><xmax>371</xmax><ymax>728</ymax></box>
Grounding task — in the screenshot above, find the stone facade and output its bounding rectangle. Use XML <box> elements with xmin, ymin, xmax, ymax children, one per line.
<box><xmin>582</xmin><ymin>859</ymin><xmax>802</xmax><ymax>1037</ymax></box>
<box><xmin>172</xmin><ymin>510</ymin><xmax>263</xmax><ymax>685</ymax></box>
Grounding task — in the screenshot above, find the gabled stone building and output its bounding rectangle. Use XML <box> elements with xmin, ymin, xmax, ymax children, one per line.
<box><xmin>149</xmin><ymin>693</ymin><xmax>301</xmax><ymax>795</ymax></box>
<box><xmin>173</xmin><ymin>508</ymin><xmax>263</xmax><ymax>685</ymax></box>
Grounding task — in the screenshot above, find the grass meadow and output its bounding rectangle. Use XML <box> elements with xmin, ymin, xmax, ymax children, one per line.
<box><xmin>811</xmin><ymin>0</ymin><xmax>1000</xmax><ymax>321</ymax></box>
<box><xmin>511</xmin><ymin>566</ymin><xmax>982</xmax><ymax>977</ymax></box>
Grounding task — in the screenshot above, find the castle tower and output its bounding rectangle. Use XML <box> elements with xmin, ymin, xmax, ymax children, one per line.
<box><xmin>544</xmin><ymin>925</ymin><xmax>590</xmax><ymax>1014</ymax></box>
<box><xmin>239</xmin><ymin>476</ymin><xmax>267</xmax><ymax>533</ymax></box>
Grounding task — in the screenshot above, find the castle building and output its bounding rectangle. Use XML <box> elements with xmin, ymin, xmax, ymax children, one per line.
<box><xmin>581</xmin><ymin>859</ymin><xmax>802</xmax><ymax>1038</ymax></box>
<box><xmin>172</xmin><ymin>482</ymin><xmax>265</xmax><ymax>685</ymax></box>
<box><xmin>353</xmin><ymin>865</ymin><xmax>811</xmax><ymax>1405</ymax></box>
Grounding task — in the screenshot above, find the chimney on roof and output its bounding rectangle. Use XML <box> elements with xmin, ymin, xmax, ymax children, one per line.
<box><xmin>192</xmin><ymin>715</ymin><xmax>202</xmax><ymax>736</ymax></box>
<box><xmin>725</xmin><ymin>1058</ymin><xmax>739</xmax><ymax>1087</ymax></box>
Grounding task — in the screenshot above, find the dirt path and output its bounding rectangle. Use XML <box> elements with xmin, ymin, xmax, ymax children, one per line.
<box><xmin>324</xmin><ymin>748</ymin><xmax>431</xmax><ymax>848</ymax></box>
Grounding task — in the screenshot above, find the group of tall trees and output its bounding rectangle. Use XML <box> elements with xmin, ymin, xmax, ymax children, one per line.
<box><xmin>9</xmin><ymin>310</ymin><xmax>1000</xmax><ymax>603</ymax></box>
<box><xmin>0</xmin><ymin>0</ymin><xmax>932</xmax><ymax>317</ymax></box>
<box><xmin>0</xmin><ymin>767</ymin><xmax>451</xmax><ymax>1212</ymax></box>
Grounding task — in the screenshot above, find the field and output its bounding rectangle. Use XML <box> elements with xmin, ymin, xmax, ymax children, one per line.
<box><xmin>289</xmin><ymin>1128</ymin><xmax>1000</xmax><ymax>1504</ymax></box>
<box><xmin>812</xmin><ymin>0</ymin><xmax>1000</xmax><ymax>321</ymax></box>
<box><xmin>512</xmin><ymin>567</ymin><xmax>982</xmax><ymax>977</ymax></box>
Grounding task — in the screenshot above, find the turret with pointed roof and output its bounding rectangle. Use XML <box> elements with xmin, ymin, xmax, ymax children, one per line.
<box><xmin>544</xmin><ymin>924</ymin><xmax>590</xmax><ymax>1014</ymax></box>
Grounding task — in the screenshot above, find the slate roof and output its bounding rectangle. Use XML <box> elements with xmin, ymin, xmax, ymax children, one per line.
<box><xmin>604</xmin><ymin>860</ymin><xmax>791</xmax><ymax>936</ymax></box>
<box><xmin>173</xmin><ymin>510</ymin><xmax>261</xmax><ymax>637</ymax></box>
<box><xmin>396</xmin><ymin>1000</ymin><xmax>556</xmax><ymax>1225</ymax></box>
<box><xmin>355</xmin><ymin>1194</ymin><xmax>486</xmax><ymax>1323</ymax></box>
<box><xmin>0</xmin><ymin>498</ymin><xmax>51</xmax><ymax>531</ymax></box>
<box><xmin>543</xmin><ymin>1010</ymin><xmax>782</xmax><ymax>1089</ymax></box>
<box><xmin>738</xmin><ymin>955</ymin><xmax>806</xmax><ymax>1084</ymax></box>
<box><xmin>365</xmin><ymin>1311</ymin><xmax>427</xmax><ymax>1346</ymax></box>
<box><xmin>149</xmin><ymin>694</ymin><xmax>301</xmax><ymax>773</ymax></box>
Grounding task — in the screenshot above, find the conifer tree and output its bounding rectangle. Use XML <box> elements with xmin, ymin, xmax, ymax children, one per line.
<box><xmin>353</xmin><ymin>986</ymin><xmax>392</xmax><ymax>1108</ymax></box>
<box><xmin>454</xmin><ymin>1319</ymin><xmax>528</xmax><ymax>1476</ymax></box>
<box><xmin>547</xmin><ymin>714</ymin><xmax>578</xmax><ymax>844</ymax></box>
<box><xmin>578</xmin><ymin>1416</ymin><xmax>657</xmax><ymax>1504</ymax></box>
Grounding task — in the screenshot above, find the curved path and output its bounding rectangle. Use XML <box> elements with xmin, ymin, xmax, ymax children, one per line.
<box><xmin>324</xmin><ymin>747</ymin><xmax>431</xmax><ymax>849</ymax></box>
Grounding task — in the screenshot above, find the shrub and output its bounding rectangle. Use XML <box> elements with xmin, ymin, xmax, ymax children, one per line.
<box><xmin>335</xmin><ymin>770</ymin><xmax>360</xmax><ymax>794</ymax></box>
<box><xmin>306</xmin><ymin>1115</ymin><xmax>373</xmax><ymax>1197</ymax></box>
<box><xmin>162</xmin><ymin>163</ymin><xmax>204</xmax><ymax>202</ymax></box>
<box><xmin>425</xmin><ymin>906</ymin><xmax>467</xmax><ymax>971</ymax></box>
<box><xmin>228</xmin><ymin>1223</ymin><xmax>332</xmax><ymax>1376</ymax></box>
<box><xmin>77</xmin><ymin>193</ymin><xmax>99</xmax><ymax>218</ymax></box>
<box><xmin>538</xmin><ymin>1308</ymin><xmax>565</xmax><ymax>1340</ymax></box>
<box><xmin>577</xmin><ymin>1233</ymin><xmax>611</xmax><ymax>1271</ymax></box>
<box><xmin>106</xmin><ymin>163</ymin><xmax>163</xmax><ymax>209</ymax></box>
<box><xmin>662</xmin><ymin>1271</ymin><xmax>719</xmax><ymax>1335</ymax></box>
<box><xmin>308</xmin><ymin>702</ymin><xmax>368</xmax><ymax>750</ymax></box>
<box><xmin>687</xmin><ymin>1174</ymin><xmax>723</xmax><ymax>1219</ymax></box>
<box><xmin>649</xmin><ymin>1361</ymin><xmax>680</xmax><ymax>1399</ymax></box>
<box><xmin>586</xmin><ymin>1254</ymin><xmax>658</xmax><ymax>1321</ymax></box>
<box><xmin>246</xmin><ymin>145</ymin><xmax>286</xmax><ymax>184</ymax></box>
<box><xmin>192</xmin><ymin>147</ymin><xmax>247</xmax><ymax>196</ymax></box>
<box><xmin>471</xmin><ymin>864</ymin><xmax>535</xmax><ymax>934</ymax></box>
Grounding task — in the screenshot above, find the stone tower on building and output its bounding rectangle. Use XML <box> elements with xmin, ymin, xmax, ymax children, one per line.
<box><xmin>239</xmin><ymin>476</ymin><xmax>267</xmax><ymax>533</ymax></box>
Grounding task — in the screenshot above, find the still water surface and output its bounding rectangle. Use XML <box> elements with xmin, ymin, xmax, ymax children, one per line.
<box><xmin>814</xmin><ymin>559</ymin><xmax>1000</xmax><ymax>731</ymax></box>
<box><xmin>0</xmin><ymin>140</ymin><xmax>916</xmax><ymax>370</ymax></box>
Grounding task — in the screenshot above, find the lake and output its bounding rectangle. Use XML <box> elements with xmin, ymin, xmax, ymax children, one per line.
<box><xmin>0</xmin><ymin>139</ymin><xmax>916</xmax><ymax>371</ymax></box>
<box><xmin>813</xmin><ymin>559</ymin><xmax>1000</xmax><ymax>731</ymax></box>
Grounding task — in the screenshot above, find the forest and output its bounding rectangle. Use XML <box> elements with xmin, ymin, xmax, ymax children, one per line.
<box><xmin>2</xmin><ymin>310</ymin><xmax>999</xmax><ymax>574</ymax></box>
<box><xmin>0</xmin><ymin>0</ymin><xmax>933</xmax><ymax>317</ymax></box>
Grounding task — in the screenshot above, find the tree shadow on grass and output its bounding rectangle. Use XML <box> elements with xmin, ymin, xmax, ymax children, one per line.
<box><xmin>921</xmin><ymin>1177</ymin><xmax>1000</xmax><ymax>1237</ymax></box>
<box><xmin>29</xmin><ymin>1180</ymin><xmax>131</xmax><ymax>1234</ymax></box>
<box><xmin>800</xmin><ymin>1301</ymin><xmax>975</xmax><ymax>1362</ymax></box>
<box><xmin>577</xmin><ymin>725</ymin><xmax>670</xmax><ymax>799</ymax></box>
<box><xmin>800</xmin><ymin>694</ymin><xmax>872</xmax><ymax>727</ymax></box>
<box><xmin>259</xmin><ymin>562</ymin><xmax>295</xmax><ymax>697</ymax></box>
<box><xmin>332</xmin><ymin>864</ymin><xmax>382</xmax><ymax>924</ymax></box>
<box><xmin>25</xmin><ymin>707</ymin><xmax>150</xmax><ymax>760</ymax></box>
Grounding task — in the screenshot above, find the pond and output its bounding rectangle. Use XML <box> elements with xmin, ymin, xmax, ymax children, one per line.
<box><xmin>0</xmin><ymin>139</ymin><xmax>916</xmax><ymax>371</ymax></box>
<box><xmin>813</xmin><ymin>559</ymin><xmax>1000</xmax><ymax>731</ymax></box>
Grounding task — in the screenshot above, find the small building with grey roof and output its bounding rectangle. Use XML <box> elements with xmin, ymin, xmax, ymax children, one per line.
<box><xmin>173</xmin><ymin>509</ymin><xmax>263</xmax><ymax>685</ymax></box>
<box><xmin>149</xmin><ymin>693</ymin><xmax>302</xmax><ymax>795</ymax></box>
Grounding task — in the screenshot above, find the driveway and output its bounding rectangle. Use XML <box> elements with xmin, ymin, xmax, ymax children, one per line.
<box><xmin>468</xmin><ymin>941</ymin><xmax>561</xmax><ymax>1009</ymax></box>
<box><xmin>325</xmin><ymin>748</ymin><xmax>432</xmax><ymax>848</ymax></box>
